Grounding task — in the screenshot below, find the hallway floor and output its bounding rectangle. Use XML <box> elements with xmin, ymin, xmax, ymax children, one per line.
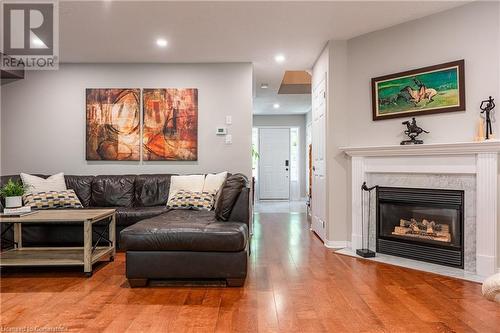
<box><xmin>254</xmin><ymin>200</ymin><xmax>307</xmax><ymax>213</ymax></box>
<box><xmin>1</xmin><ymin>212</ymin><xmax>499</xmax><ymax>332</ymax></box>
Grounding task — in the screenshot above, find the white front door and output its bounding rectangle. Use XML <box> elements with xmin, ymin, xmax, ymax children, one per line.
<box><xmin>311</xmin><ymin>76</ymin><xmax>327</xmax><ymax>241</ymax></box>
<box><xmin>259</xmin><ymin>128</ymin><xmax>290</xmax><ymax>200</ymax></box>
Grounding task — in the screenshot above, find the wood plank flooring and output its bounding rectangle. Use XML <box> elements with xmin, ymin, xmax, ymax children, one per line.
<box><xmin>1</xmin><ymin>212</ymin><xmax>499</xmax><ymax>332</ymax></box>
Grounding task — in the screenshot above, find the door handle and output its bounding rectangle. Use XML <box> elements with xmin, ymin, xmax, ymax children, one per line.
<box><xmin>285</xmin><ymin>168</ymin><xmax>289</xmax><ymax>171</ymax></box>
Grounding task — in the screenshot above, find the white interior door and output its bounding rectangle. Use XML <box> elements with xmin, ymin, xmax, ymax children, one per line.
<box><xmin>311</xmin><ymin>76</ymin><xmax>327</xmax><ymax>241</ymax></box>
<box><xmin>306</xmin><ymin>122</ymin><xmax>312</xmax><ymax>196</ymax></box>
<box><xmin>259</xmin><ymin>128</ymin><xmax>290</xmax><ymax>200</ymax></box>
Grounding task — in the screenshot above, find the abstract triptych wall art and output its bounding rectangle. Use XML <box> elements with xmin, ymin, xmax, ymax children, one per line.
<box><xmin>86</xmin><ymin>89</ymin><xmax>141</xmax><ymax>160</ymax></box>
<box><xmin>86</xmin><ymin>88</ymin><xmax>198</xmax><ymax>161</ymax></box>
<box><xmin>143</xmin><ymin>88</ymin><xmax>198</xmax><ymax>161</ymax></box>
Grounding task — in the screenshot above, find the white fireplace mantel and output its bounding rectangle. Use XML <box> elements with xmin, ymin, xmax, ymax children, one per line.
<box><xmin>340</xmin><ymin>140</ymin><xmax>500</xmax><ymax>277</ymax></box>
<box><xmin>340</xmin><ymin>140</ymin><xmax>500</xmax><ymax>157</ymax></box>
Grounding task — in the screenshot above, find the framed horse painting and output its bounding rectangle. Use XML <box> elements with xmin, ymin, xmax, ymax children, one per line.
<box><xmin>371</xmin><ymin>60</ymin><xmax>465</xmax><ymax>121</ymax></box>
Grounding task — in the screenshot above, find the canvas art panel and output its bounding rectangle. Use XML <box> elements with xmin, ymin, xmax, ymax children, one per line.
<box><xmin>86</xmin><ymin>89</ymin><xmax>141</xmax><ymax>160</ymax></box>
<box><xmin>143</xmin><ymin>88</ymin><xmax>198</xmax><ymax>161</ymax></box>
<box><xmin>372</xmin><ymin>60</ymin><xmax>465</xmax><ymax>120</ymax></box>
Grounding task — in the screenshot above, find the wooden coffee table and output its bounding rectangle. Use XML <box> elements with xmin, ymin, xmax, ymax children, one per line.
<box><xmin>0</xmin><ymin>209</ymin><xmax>116</xmax><ymax>277</ymax></box>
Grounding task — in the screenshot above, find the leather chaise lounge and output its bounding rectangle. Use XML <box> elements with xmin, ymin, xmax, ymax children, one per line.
<box><xmin>121</xmin><ymin>209</ymin><xmax>249</xmax><ymax>287</ymax></box>
<box><xmin>0</xmin><ymin>173</ymin><xmax>250</xmax><ymax>287</ymax></box>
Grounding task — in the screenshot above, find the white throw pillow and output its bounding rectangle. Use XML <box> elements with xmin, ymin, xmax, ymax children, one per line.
<box><xmin>20</xmin><ymin>172</ymin><xmax>67</xmax><ymax>194</ymax></box>
<box><xmin>203</xmin><ymin>172</ymin><xmax>227</xmax><ymax>193</ymax></box>
<box><xmin>167</xmin><ymin>175</ymin><xmax>206</xmax><ymax>206</ymax></box>
<box><xmin>203</xmin><ymin>172</ymin><xmax>228</xmax><ymax>205</ymax></box>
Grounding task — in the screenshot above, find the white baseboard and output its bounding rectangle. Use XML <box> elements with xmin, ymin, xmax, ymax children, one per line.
<box><xmin>324</xmin><ymin>240</ymin><xmax>351</xmax><ymax>249</ymax></box>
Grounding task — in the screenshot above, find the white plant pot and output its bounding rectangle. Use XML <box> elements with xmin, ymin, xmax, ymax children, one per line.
<box><xmin>5</xmin><ymin>196</ymin><xmax>22</xmax><ymax>208</ymax></box>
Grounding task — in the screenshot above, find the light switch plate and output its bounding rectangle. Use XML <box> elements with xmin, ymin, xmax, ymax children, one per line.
<box><xmin>225</xmin><ymin>116</ymin><xmax>232</xmax><ymax>125</ymax></box>
<box><xmin>216</xmin><ymin>127</ymin><xmax>227</xmax><ymax>135</ymax></box>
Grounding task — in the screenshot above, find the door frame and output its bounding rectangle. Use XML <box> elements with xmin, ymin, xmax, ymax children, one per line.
<box><xmin>305</xmin><ymin>121</ymin><xmax>312</xmax><ymax>198</ymax></box>
<box><xmin>254</xmin><ymin>125</ymin><xmax>299</xmax><ymax>201</ymax></box>
<box><xmin>311</xmin><ymin>73</ymin><xmax>327</xmax><ymax>241</ymax></box>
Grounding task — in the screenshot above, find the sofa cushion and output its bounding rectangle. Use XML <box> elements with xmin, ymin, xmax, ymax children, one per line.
<box><xmin>115</xmin><ymin>206</ymin><xmax>169</xmax><ymax>227</ymax></box>
<box><xmin>120</xmin><ymin>210</ymin><xmax>248</xmax><ymax>252</ymax></box>
<box><xmin>134</xmin><ymin>174</ymin><xmax>172</xmax><ymax>207</ymax></box>
<box><xmin>65</xmin><ymin>175</ymin><xmax>94</xmax><ymax>207</ymax></box>
<box><xmin>215</xmin><ymin>173</ymin><xmax>248</xmax><ymax>221</ymax></box>
<box><xmin>91</xmin><ymin>175</ymin><xmax>135</xmax><ymax>207</ymax></box>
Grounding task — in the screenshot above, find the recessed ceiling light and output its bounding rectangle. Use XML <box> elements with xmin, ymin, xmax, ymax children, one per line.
<box><xmin>273</xmin><ymin>103</ymin><xmax>280</xmax><ymax>109</ymax></box>
<box><xmin>260</xmin><ymin>83</ymin><xmax>269</xmax><ymax>89</ymax></box>
<box><xmin>156</xmin><ymin>38</ymin><xmax>168</xmax><ymax>47</ymax></box>
<box><xmin>274</xmin><ymin>54</ymin><xmax>285</xmax><ymax>63</ymax></box>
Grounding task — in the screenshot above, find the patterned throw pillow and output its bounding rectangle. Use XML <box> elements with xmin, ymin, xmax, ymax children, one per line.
<box><xmin>23</xmin><ymin>190</ymin><xmax>83</xmax><ymax>210</ymax></box>
<box><xmin>167</xmin><ymin>190</ymin><xmax>215</xmax><ymax>211</ymax></box>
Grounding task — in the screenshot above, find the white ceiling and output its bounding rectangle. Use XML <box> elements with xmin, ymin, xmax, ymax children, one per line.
<box><xmin>58</xmin><ymin>1</ymin><xmax>468</xmax><ymax>115</ymax></box>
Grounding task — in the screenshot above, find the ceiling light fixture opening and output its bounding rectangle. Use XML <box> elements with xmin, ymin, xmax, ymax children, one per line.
<box><xmin>156</xmin><ymin>38</ymin><xmax>168</xmax><ymax>47</ymax></box>
<box><xmin>274</xmin><ymin>54</ymin><xmax>285</xmax><ymax>63</ymax></box>
<box><xmin>260</xmin><ymin>83</ymin><xmax>269</xmax><ymax>89</ymax></box>
<box><xmin>273</xmin><ymin>103</ymin><xmax>280</xmax><ymax>109</ymax></box>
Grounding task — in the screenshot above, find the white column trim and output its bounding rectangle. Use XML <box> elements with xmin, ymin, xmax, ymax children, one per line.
<box><xmin>475</xmin><ymin>152</ymin><xmax>498</xmax><ymax>276</ymax></box>
<box><xmin>351</xmin><ymin>156</ymin><xmax>364</xmax><ymax>251</ymax></box>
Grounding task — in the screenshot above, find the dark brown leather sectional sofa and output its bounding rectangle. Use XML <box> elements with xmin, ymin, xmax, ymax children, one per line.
<box><xmin>0</xmin><ymin>174</ymin><xmax>250</xmax><ymax>287</ymax></box>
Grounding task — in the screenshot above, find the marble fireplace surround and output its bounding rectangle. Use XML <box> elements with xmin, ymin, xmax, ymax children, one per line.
<box><xmin>340</xmin><ymin>141</ymin><xmax>500</xmax><ymax>278</ymax></box>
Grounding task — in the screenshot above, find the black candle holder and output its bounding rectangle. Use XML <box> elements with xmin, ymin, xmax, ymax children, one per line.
<box><xmin>356</xmin><ymin>182</ymin><xmax>377</xmax><ymax>258</ymax></box>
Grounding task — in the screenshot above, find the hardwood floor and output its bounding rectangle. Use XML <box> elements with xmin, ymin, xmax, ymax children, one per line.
<box><xmin>1</xmin><ymin>212</ymin><xmax>499</xmax><ymax>332</ymax></box>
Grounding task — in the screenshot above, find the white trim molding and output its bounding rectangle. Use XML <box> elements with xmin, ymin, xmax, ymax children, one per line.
<box><xmin>325</xmin><ymin>240</ymin><xmax>351</xmax><ymax>249</ymax></box>
<box><xmin>340</xmin><ymin>140</ymin><xmax>500</xmax><ymax>157</ymax></box>
<box><xmin>475</xmin><ymin>152</ymin><xmax>498</xmax><ymax>277</ymax></box>
<box><xmin>341</xmin><ymin>141</ymin><xmax>500</xmax><ymax>277</ymax></box>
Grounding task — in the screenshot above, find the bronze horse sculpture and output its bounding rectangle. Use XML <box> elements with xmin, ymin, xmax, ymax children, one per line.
<box><xmin>401</xmin><ymin>117</ymin><xmax>429</xmax><ymax>145</ymax></box>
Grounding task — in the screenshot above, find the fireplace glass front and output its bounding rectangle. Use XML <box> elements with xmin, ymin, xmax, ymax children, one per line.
<box><xmin>377</xmin><ymin>187</ymin><xmax>464</xmax><ymax>268</ymax></box>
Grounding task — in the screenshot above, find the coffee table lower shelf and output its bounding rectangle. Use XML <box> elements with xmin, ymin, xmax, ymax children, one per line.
<box><xmin>0</xmin><ymin>247</ymin><xmax>114</xmax><ymax>276</ymax></box>
<box><xmin>0</xmin><ymin>209</ymin><xmax>117</xmax><ymax>277</ymax></box>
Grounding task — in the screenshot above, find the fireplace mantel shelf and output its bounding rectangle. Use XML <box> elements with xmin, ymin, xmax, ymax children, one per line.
<box><xmin>340</xmin><ymin>140</ymin><xmax>500</xmax><ymax>157</ymax></box>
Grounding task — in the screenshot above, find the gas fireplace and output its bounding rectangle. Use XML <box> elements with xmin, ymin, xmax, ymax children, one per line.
<box><xmin>376</xmin><ymin>187</ymin><xmax>464</xmax><ymax>268</ymax></box>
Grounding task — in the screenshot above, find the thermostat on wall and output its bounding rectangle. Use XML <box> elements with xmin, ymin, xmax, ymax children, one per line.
<box><xmin>216</xmin><ymin>127</ymin><xmax>227</xmax><ymax>135</ymax></box>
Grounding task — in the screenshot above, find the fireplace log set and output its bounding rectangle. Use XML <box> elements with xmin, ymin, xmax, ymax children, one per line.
<box><xmin>392</xmin><ymin>218</ymin><xmax>451</xmax><ymax>243</ymax></box>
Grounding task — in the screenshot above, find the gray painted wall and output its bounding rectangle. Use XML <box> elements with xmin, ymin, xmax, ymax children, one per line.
<box><xmin>253</xmin><ymin>114</ymin><xmax>307</xmax><ymax>197</ymax></box>
<box><xmin>1</xmin><ymin>63</ymin><xmax>253</xmax><ymax>177</ymax></box>
<box><xmin>345</xmin><ymin>1</ymin><xmax>500</xmax><ymax>249</ymax></box>
<box><xmin>313</xmin><ymin>2</ymin><xmax>500</xmax><ymax>249</ymax></box>
<box><xmin>347</xmin><ymin>2</ymin><xmax>500</xmax><ymax>145</ymax></box>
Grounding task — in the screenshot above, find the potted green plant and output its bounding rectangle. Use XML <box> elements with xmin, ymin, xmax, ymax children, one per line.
<box><xmin>0</xmin><ymin>179</ymin><xmax>27</xmax><ymax>208</ymax></box>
